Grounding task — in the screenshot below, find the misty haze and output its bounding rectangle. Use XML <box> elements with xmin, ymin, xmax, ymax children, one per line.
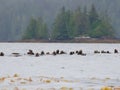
<box><xmin>0</xmin><ymin>0</ymin><xmax>120</xmax><ymax>41</ymax></box>
<box><xmin>0</xmin><ymin>1</ymin><xmax>120</xmax><ymax>90</ymax></box>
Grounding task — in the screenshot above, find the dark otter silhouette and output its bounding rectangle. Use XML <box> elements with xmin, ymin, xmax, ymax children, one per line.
<box><xmin>78</xmin><ymin>50</ymin><xmax>83</xmax><ymax>55</ymax></box>
<box><xmin>27</xmin><ymin>50</ymin><xmax>34</xmax><ymax>55</ymax></box>
<box><xmin>101</xmin><ymin>50</ymin><xmax>111</xmax><ymax>54</ymax></box>
<box><xmin>60</xmin><ymin>50</ymin><xmax>66</xmax><ymax>54</ymax></box>
<box><xmin>12</xmin><ymin>53</ymin><xmax>21</xmax><ymax>57</ymax></box>
<box><xmin>101</xmin><ymin>50</ymin><xmax>106</xmax><ymax>53</ymax></box>
<box><xmin>52</xmin><ymin>51</ymin><xmax>56</xmax><ymax>56</ymax></box>
<box><xmin>77</xmin><ymin>50</ymin><xmax>86</xmax><ymax>56</ymax></box>
<box><xmin>106</xmin><ymin>51</ymin><xmax>110</xmax><ymax>54</ymax></box>
<box><xmin>56</xmin><ymin>50</ymin><xmax>60</xmax><ymax>54</ymax></box>
<box><xmin>0</xmin><ymin>52</ymin><xmax>4</xmax><ymax>56</ymax></box>
<box><xmin>41</xmin><ymin>51</ymin><xmax>45</xmax><ymax>55</ymax></box>
<box><xmin>94</xmin><ymin>50</ymin><xmax>100</xmax><ymax>54</ymax></box>
<box><xmin>76</xmin><ymin>51</ymin><xmax>79</xmax><ymax>54</ymax></box>
<box><xmin>114</xmin><ymin>49</ymin><xmax>118</xmax><ymax>53</ymax></box>
<box><xmin>35</xmin><ymin>53</ymin><xmax>39</xmax><ymax>57</ymax></box>
<box><xmin>69</xmin><ymin>51</ymin><xmax>74</xmax><ymax>55</ymax></box>
<box><xmin>46</xmin><ymin>52</ymin><xmax>50</xmax><ymax>55</ymax></box>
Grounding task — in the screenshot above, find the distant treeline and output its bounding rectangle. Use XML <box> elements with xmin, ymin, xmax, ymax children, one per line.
<box><xmin>0</xmin><ymin>0</ymin><xmax>120</xmax><ymax>41</ymax></box>
<box><xmin>23</xmin><ymin>4</ymin><xmax>114</xmax><ymax>41</ymax></box>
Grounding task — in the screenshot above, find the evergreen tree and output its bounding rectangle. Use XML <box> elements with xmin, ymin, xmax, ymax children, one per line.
<box><xmin>65</xmin><ymin>10</ymin><xmax>73</xmax><ymax>39</ymax></box>
<box><xmin>88</xmin><ymin>4</ymin><xmax>114</xmax><ymax>38</ymax></box>
<box><xmin>23</xmin><ymin>17</ymin><xmax>48</xmax><ymax>40</ymax></box>
<box><xmin>89</xmin><ymin>4</ymin><xmax>99</xmax><ymax>25</ymax></box>
<box><xmin>51</xmin><ymin>5</ymin><xmax>115</xmax><ymax>40</ymax></box>
<box><xmin>82</xmin><ymin>6</ymin><xmax>90</xmax><ymax>35</ymax></box>
<box><xmin>67</xmin><ymin>11</ymin><xmax>75</xmax><ymax>39</ymax></box>
<box><xmin>88</xmin><ymin>4</ymin><xmax>99</xmax><ymax>36</ymax></box>
<box><xmin>89</xmin><ymin>20</ymin><xmax>114</xmax><ymax>38</ymax></box>
<box><xmin>51</xmin><ymin>7</ymin><xmax>70</xmax><ymax>40</ymax></box>
<box><xmin>36</xmin><ymin>17</ymin><xmax>48</xmax><ymax>39</ymax></box>
<box><xmin>71</xmin><ymin>7</ymin><xmax>89</xmax><ymax>37</ymax></box>
<box><xmin>23</xmin><ymin>18</ymin><xmax>38</xmax><ymax>39</ymax></box>
<box><xmin>72</xmin><ymin>7</ymin><xmax>83</xmax><ymax>36</ymax></box>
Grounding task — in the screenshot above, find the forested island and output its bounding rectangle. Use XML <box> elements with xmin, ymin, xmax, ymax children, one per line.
<box><xmin>0</xmin><ymin>0</ymin><xmax>120</xmax><ymax>42</ymax></box>
<box><xmin>22</xmin><ymin>5</ymin><xmax>114</xmax><ymax>42</ymax></box>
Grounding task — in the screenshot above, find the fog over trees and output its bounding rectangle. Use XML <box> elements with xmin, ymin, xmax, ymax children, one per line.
<box><xmin>0</xmin><ymin>0</ymin><xmax>119</xmax><ymax>41</ymax></box>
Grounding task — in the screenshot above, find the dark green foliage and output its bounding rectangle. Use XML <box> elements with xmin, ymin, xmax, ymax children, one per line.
<box><xmin>88</xmin><ymin>4</ymin><xmax>114</xmax><ymax>38</ymax></box>
<box><xmin>0</xmin><ymin>0</ymin><xmax>120</xmax><ymax>41</ymax></box>
<box><xmin>72</xmin><ymin>7</ymin><xmax>83</xmax><ymax>36</ymax></box>
<box><xmin>36</xmin><ymin>18</ymin><xmax>48</xmax><ymax>39</ymax></box>
<box><xmin>23</xmin><ymin>17</ymin><xmax>48</xmax><ymax>40</ymax></box>
<box><xmin>89</xmin><ymin>19</ymin><xmax>114</xmax><ymax>38</ymax></box>
<box><xmin>23</xmin><ymin>18</ymin><xmax>37</xmax><ymax>39</ymax></box>
<box><xmin>89</xmin><ymin>4</ymin><xmax>99</xmax><ymax>25</ymax></box>
<box><xmin>23</xmin><ymin>4</ymin><xmax>114</xmax><ymax>41</ymax></box>
<box><xmin>0</xmin><ymin>0</ymin><xmax>119</xmax><ymax>41</ymax></box>
<box><xmin>51</xmin><ymin>4</ymin><xmax>114</xmax><ymax>40</ymax></box>
<box><xmin>71</xmin><ymin>7</ymin><xmax>90</xmax><ymax>37</ymax></box>
<box><xmin>51</xmin><ymin>7</ymin><xmax>70</xmax><ymax>40</ymax></box>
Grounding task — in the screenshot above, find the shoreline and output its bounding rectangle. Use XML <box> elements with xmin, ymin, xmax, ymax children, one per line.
<box><xmin>1</xmin><ymin>39</ymin><xmax>120</xmax><ymax>43</ymax></box>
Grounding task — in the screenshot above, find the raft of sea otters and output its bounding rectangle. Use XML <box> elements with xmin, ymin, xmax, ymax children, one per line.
<box><xmin>0</xmin><ymin>49</ymin><xmax>119</xmax><ymax>57</ymax></box>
